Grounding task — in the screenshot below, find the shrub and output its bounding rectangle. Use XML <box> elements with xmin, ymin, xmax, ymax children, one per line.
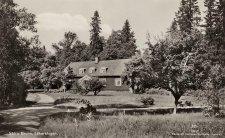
<box><xmin>76</xmin><ymin>99</ymin><xmax>91</xmax><ymax>105</ymax></box>
<box><xmin>74</xmin><ymin>77</ymin><xmax>106</xmax><ymax>96</ymax></box>
<box><xmin>141</xmin><ymin>96</ymin><xmax>155</xmax><ymax>105</ymax></box>
<box><xmin>80</xmin><ymin>104</ymin><xmax>97</xmax><ymax>114</ymax></box>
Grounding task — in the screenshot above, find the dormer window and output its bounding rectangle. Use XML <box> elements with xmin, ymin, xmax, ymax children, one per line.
<box><xmin>89</xmin><ymin>67</ymin><xmax>96</xmax><ymax>74</ymax></box>
<box><xmin>100</xmin><ymin>67</ymin><xmax>108</xmax><ymax>74</ymax></box>
<box><xmin>79</xmin><ymin>68</ymin><xmax>86</xmax><ymax>74</ymax></box>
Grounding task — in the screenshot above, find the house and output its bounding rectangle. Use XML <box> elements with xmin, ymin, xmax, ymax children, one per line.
<box><xmin>64</xmin><ymin>57</ymin><xmax>131</xmax><ymax>91</ymax></box>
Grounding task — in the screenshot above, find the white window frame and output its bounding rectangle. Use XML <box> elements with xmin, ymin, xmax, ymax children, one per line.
<box><xmin>89</xmin><ymin>67</ymin><xmax>96</xmax><ymax>74</ymax></box>
<box><xmin>115</xmin><ymin>78</ymin><xmax>122</xmax><ymax>86</ymax></box>
<box><xmin>100</xmin><ymin>67</ymin><xmax>108</xmax><ymax>74</ymax></box>
<box><xmin>79</xmin><ymin>68</ymin><xmax>86</xmax><ymax>74</ymax></box>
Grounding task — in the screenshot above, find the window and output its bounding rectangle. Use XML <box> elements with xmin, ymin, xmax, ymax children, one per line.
<box><xmin>79</xmin><ymin>68</ymin><xmax>86</xmax><ymax>74</ymax></box>
<box><xmin>100</xmin><ymin>67</ymin><xmax>108</xmax><ymax>73</ymax></box>
<box><xmin>99</xmin><ymin>78</ymin><xmax>107</xmax><ymax>86</ymax></box>
<box><xmin>115</xmin><ymin>78</ymin><xmax>122</xmax><ymax>86</ymax></box>
<box><xmin>89</xmin><ymin>67</ymin><xmax>96</xmax><ymax>74</ymax></box>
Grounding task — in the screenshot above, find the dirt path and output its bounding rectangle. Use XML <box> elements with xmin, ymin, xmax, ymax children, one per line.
<box><xmin>0</xmin><ymin>93</ymin><xmax>68</xmax><ymax>138</ymax></box>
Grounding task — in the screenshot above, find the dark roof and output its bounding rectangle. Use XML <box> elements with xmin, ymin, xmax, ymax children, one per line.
<box><xmin>64</xmin><ymin>59</ymin><xmax>131</xmax><ymax>77</ymax></box>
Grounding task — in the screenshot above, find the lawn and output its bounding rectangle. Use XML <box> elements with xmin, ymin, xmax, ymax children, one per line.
<box><xmin>46</xmin><ymin>90</ymin><xmax>204</xmax><ymax>109</ymax></box>
<box><xmin>39</xmin><ymin>112</ymin><xmax>225</xmax><ymax>138</ymax></box>
<box><xmin>26</xmin><ymin>93</ymin><xmax>41</xmax><ymax>103</ymax></box>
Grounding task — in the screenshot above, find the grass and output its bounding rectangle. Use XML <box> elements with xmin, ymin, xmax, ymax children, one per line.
<box><xmin>26</xmin><ymin>93</ymin><xmax>41</xmax><ymax>102</ymax></box>
<box><xmin>39</xmin><ymin>112</ymin><xmax>225</xmax><ymax>138</ymax></box>
<box><xmin>46</xmin><ymin>91</ymin><xmax>204</xmax><ymax>109</ymax></box>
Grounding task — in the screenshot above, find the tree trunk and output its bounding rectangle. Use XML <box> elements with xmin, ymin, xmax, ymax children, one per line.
<box><xmin>94</xmin><ymin>91</ymin><xmax>97</xmax><ymax>96</ymax></box>
<box><xmin>173</xmin><ymin>96</ymin><xmax>180</xmax><ymax>114</ymax></box>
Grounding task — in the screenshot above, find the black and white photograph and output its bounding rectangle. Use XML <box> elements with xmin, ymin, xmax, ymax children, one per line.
<box><xmin>0</xmin><ymin>0</ymin><xmax>225</xmax><ymax>137</ymax></box>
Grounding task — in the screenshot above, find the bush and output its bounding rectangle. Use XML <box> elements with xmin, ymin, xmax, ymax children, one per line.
<box><xmin>75</xmin><ymin>99</ymin><xmax>96</xmax><ymax>114</ymax></box>
<box><xmin>74</xmin><ymin>77</ymin><xmax>105</xmax><ymax>96</ymax></box>
<box><xmin>80</xmin><ymin>104</ymin><xmax>97</xmax><ymax>114</ymax></box>
<box><xmin>141</xmin><ymin>96</ymin><xmax>155</xmax><ymax>105</ymax></box>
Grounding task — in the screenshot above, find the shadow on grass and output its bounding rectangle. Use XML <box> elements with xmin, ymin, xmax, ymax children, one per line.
<box><xmin>0</xmin><ymin>108</ymin><xmax>68</xmax><ymax>136</ymax></box>
<box><xmin>0</xmin><ymin>101</ymin><xmax>38</xmax><ymax>111</ymax></box>
<box><xmin>0</xmin><ymin>124</ymin><xmax>38</xmax><ymax>136</ymax></box>
<box><xmin>0</xmin><ymin>116</ymin><xmax>4</xmax><ymax>124</ymax></box>
<box><xmin>81</xmin><ymin>94</ymin><xmax>113</xmax><ymax>96</ymax></box>
<box><xmin>94</xmin><ymin>104</ymin><xmax>150</xmax><ymax>109</ymax></box>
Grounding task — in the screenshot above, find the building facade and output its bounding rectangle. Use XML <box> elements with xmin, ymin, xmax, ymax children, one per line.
<box><xmin>64</xmin><ymin>58</ymin><xmax>131</xmax><ymax>91</ymax></box>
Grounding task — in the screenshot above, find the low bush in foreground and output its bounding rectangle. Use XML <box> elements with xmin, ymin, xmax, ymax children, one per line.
<box><xmin>39</xmin><ymin>113</ymin><xmax>225</xmax><ymax>138</ymax></box>
<box><xmin>140</xmin><ymin>96</ymin><xmax>155</xmax><ymax>105</ymax></box>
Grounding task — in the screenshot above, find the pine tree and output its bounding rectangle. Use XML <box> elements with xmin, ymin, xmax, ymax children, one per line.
<box><xmin>175</xmin><ymin>0</ymin><xmax>201</xmax><ymax>33</ymax></box>
<box><xmin>90</xmin><ymin>11</ymin><xmax>103</xmax><ymax>57</ymax></box>
<box><xmin>121</xmin><ymin>19</ymin><xmax>137</xmax><ymax>58</ymax></box>
<box><xmin>204</xmin><ymin>0</ymin><xmax>217</xmax><ymax>41</ymax></box>
<box><xmin>203</xmin><ymin>0</ymin><xmax>225</xmax><ymax>65</ymax></box>
<box><xmin>122</xmin><ymin>19</ymin><xmax>134</xmax><ymax>42</ymax></box>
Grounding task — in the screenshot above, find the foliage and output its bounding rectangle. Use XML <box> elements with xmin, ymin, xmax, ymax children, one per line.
<box><xmin>80</xmin><ymin>104</ymin><xmax>97</xmax><ymax>114</ymax></box>
<box><xmin>174</xmin><ymin>0</ymin><xmax>201</xmax><ymax>33</ymax></box>
<box><xmin>200</xmin><ymin>65</ymin><xmax>225</xmax><ymax>116</ymax></box>
<box><xmin>40</xmin><ymin>55</ymin><xmax>64</xmax><ymax>90</ymax></box>
<box><xmin>123</xmin><ymin>52</ymin><xmax>154</xmax><ymax>94</ymax></box>
<box><xmin>52</xmin><ymin>32</ymin><xmax>90</xmax><ymax>69</ymax></box>
<box><xmin>75</xmin><ymin>77</ymin><xmax>105</xmax><ymax>96</ymax></box>
<box><xmin>100</xmin><ymin>20</ymin><xmax>137</xmax><ymax>60</ymax></box>
<box><xmin>64</xmin><ymin>66</ymin><xmax>76</xmax><ymax>90</ymax></box>
<box><xmin>198</xmin><ymin>0</ymin><xmax>225</xmax><ymax>117</ymax></box>
<box><xmin>20</xmin><ymin>36</ymin><xmax>47</xmax><ymax>89</ymax></box>
<box><xmin>90</xmin><ymin>11</ymin><xmax>104</xmax><ymax>57</ymax></box>
<box><xmin>140</xmin><ymin>96</ymin><xmax>155</xmax><ymax>105</ymax></box>
<box><xmin>0</xmin><ymin>0</ymin><xmax>37</xmax><ymax>105</ymax></box>
<box><xmin>124</xmin><ymin>29</ymin><xmax>203</xmax><ymax>114</ymax></box>
<box><xmin>20</xmin><ymin>70</ymin><xmax>42</xmax><ymax>89</ymax></box>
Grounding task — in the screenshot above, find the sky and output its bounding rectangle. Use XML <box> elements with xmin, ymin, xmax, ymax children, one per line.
<box><xmin>14</xmin><ymin>0</ymin><xmax>206</xmax><ymax>53</ymax></box>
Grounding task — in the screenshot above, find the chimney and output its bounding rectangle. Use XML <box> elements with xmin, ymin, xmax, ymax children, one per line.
<box><xmin>95</xmin><ymin>57</ymin><xmax>100</xmax><ymax>64</ymax></box>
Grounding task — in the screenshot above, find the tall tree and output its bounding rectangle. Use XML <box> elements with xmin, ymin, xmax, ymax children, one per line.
<box><xmin>53</xmin><ymin>32</ymin><xmax>84</xmax><ymax>69</ymax></box>
<box><xmin>124</xmin><ymin>29</ymin><xmax>203</xmax><ymax>114</ymax></box>
<box><xmin>40</xmin><ymin>54</ymin><xmax>64</xmax><ymax>90</ymax></box>
<box><xmin>0</xmin><ymin>0</ymin><xmax>37</xmax><ymax>105</ymax></box>
<box><xmin>121</xmin><ymin>20</ymin><xmax>137</xmax><ymax>55</ymax></box>
<box><xmin>204</xmin><ymin>0</ymin><xmax>217</xmax><ymax>41</ymax></box>
<box><xmin>203</xmin><ymin>0</ymin><xmax>225</xmax><ymax>66</ymax></box>
<box><xmin>101</xmin><ymin>20</ymin><xmax>137</xmax><ymax>60</ymax></box>
<box><xmin>175</xmin><ymin>0</ymin><xmax>201</xmax><ymax>33</ymax></box>
<box><xmin>122</xmin><ymin>19</ymin><xmax>134</xmax><ymax>42</ymax></box>
<box><xmin>90</xmin><ymin>11</ymin><xmax>103</xmax><ymax>57</ymax></box>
